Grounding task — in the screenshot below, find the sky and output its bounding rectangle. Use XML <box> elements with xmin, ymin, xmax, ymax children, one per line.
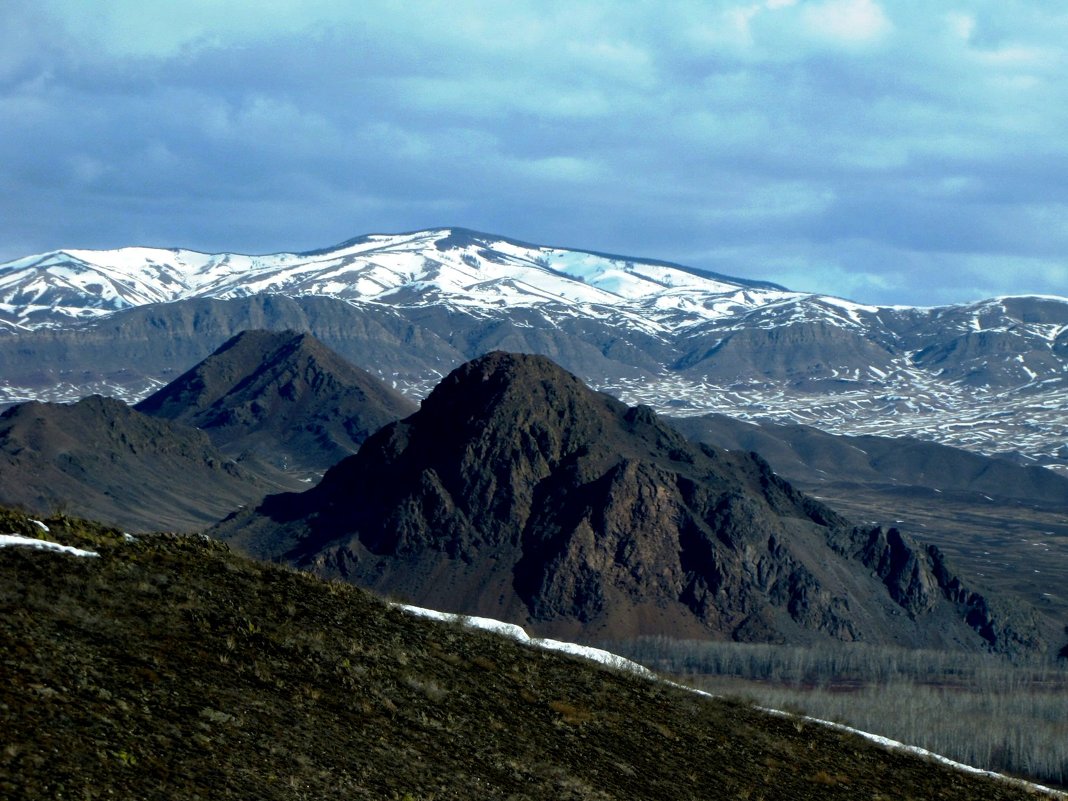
<box><xmin>2</xmin><ymin>1</ymin><xmax>1067</xmax><ymax>306</ymax></box>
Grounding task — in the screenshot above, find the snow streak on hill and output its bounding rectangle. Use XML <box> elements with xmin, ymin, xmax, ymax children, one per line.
<box><xmin>393</xmin><ymin>603</ymin><xmax>1067</xmax><ymax>800</ymax></box>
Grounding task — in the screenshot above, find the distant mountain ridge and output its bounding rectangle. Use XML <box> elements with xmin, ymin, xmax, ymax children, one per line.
<box><xmin>0</xmin><ymin>227</ymin><xmax>790</xmax><ymax>329</ymax></box>
<box><xmin>1</xmin><ymin>228</ymin><xmax>1067</xmax><ymax>469</ymax></box>
<box><xmin>671</xmin><ymin>414</ymin><xmax>1068</xmax><ymax>507</ymax></box>
<box><xmin>215</xmin><ymin>352</ymin><xmax>1048</xmax><ymax>655</ymax></box>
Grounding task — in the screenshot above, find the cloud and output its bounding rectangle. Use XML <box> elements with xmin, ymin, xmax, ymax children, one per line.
<box><xmin>0</xmin><ymin>1</ymin><xmax>1066</xmax><ymax>305</ymax></box>
<box><xmin>801</xmin><ymin>0</ymin><xmax>892</xmax><ymax>45</ymax></box>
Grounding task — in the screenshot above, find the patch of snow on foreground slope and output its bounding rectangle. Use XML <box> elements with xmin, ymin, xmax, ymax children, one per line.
<box><xmin>395</xmin><ymin>604</ymin><xmax>656</xmax><ymax>678</ymax></box>
<box><xmin>395</xmin><ymin>603</ymin><xmax>1068</xmax><ymax>799</ymax></box>
<box><xmin>761</xmin><ymin>709</ymin><xmax>1068</xmax><ymax>798</ymax></box>
<box><xmin>0</xmin><ymin>534</ymin><xmax>98</xmax><ymax>557</ymax></box>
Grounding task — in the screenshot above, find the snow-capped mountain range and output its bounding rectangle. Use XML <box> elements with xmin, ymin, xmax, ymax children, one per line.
<box><xmin>2</xmin><ymin>228</ymin><xmax>1067</xmax><ymax>470</ymax></box>
<box><xmin>0</xmin><ymin>227</ymin><xmax>792</xmax><ymax>330</ymax></box>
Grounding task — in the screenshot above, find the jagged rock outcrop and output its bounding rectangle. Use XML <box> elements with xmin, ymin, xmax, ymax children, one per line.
<box><xmin>214</xmin><ymin>352</ymin><xmax>1045</xmax><ymax>653</ymax></box>
<box><xmin>927</xmin><ymin>545</ymin><xmax>1046</xmax><ymax>654</ymax></box>
<box><xmin>671</xmin><ymin>412</ymin><xmax>1068</xmax><ymax>652</ymax></box>
<box><xmin>827</xmin><ymin>525</ymin><xmax>940</xmax><ymax>616</ymax></box>
<box><xmin>136</xmin><ymin>329</ymin><xmax>416</xmax><ymax>473</ymax></box>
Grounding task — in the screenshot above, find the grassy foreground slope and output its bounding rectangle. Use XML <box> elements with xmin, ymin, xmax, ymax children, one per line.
<box><xmin>0</xmin><ymin>507</ymin><xmax>1058</xmax><ymax>801</ymax></box>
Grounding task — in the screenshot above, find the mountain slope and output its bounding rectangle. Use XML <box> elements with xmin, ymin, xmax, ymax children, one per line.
<box><xmin>0</xmin><ymin>396</ymin><xmax>283</xmax><ymax>531</ymax></box>
<box><xmin>214</xmin><ymin>352</ymin><xmax>1044</xmax><ymax>654</ymax></box>
<box><xmin>2</xmin><ymin>228</ymin><xmax>1066</xmax><ymax>470</ymax></box>
<box><xmin>671</xmin><ymin>414</ymin><xmax>1068</xmax><ymax>506</ymax></box>
<box><xmin>1</xmin><ymin>507</ymin><xmax>1058</xmax><ymax>801</ymax></box>
<box><xmin>135</xmin><ymin>329</ymin><xmax>416</xmax><ymax>473</ymax></box>
<box><xmin>671</xmin><ymin>413</ymin><xmax>1068</xmax><ymax>623</ymax></box>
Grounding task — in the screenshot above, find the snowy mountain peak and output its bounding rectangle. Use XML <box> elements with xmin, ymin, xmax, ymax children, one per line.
<box><xmin>2</xmin><ymin>228</ymin><xmax>1068</xmax><ymax>473</ymax></box>
<box><xmin>0</xmin><ymin>228</ymin><xmax>801</xmax><ymax>329</ymax></box>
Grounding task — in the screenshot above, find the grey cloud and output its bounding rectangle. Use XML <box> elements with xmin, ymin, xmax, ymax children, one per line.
<box><xmin>1</xmin><ymin>1</ymin><xmax>1066</xmax><ymax>305</ymax></box>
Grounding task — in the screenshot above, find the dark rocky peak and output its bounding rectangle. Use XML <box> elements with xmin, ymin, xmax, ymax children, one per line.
<box><xmin>211</xmin><ymin>352</ymin><xmax>1050</xmax><ymax>654</ymax></box>
<box><xmin>412</xmin><ymin>351</ymin><xmax>625</xmax><ymax>461</ymax></box>
<box><xmin>421</xmin><ymin>350</ymin><xmax>606</xmax><ymax>419</ymax></box>
<box><xmin>136</xmin><ymin>329</ymin><xmax>415</xmax><ymax>472</ymax></box>
<box><xmin>412</xmin><ymin>352</ymin><xmax>737</xmax><ymax>480</ymax></box>
<box><xmin>135</xmin><ymin>329</ymin><xmax>373</xmax><ymax>421</ymax></box>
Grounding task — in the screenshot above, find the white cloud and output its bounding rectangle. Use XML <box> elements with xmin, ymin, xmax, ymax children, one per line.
<box><xmin>945</xmin><ymin>12</ymin><xmax>975</xmax><ymax>42</ymax></box>
<box><xmin>964</xmin><ymin>255</ymin><xmax>1068</xmax><ymax>291</ymax></box>
<box><xmin>67</xmin><ymin>154</ymin><xmax>109</xmax><ymax>185</ymax></box>
<box><xmin>802</xmin><ymin>0</ymin><xmax>892</xmax><ymax>44</ymax></box>
<box><xmin>975</xmin><ymin>45</ymin><xmax>1054</xmax><ymax>67</ymax></box>
<box><xmin>768</xmin><ymin>263</ymin><xmax>898</xmax><ymax>301</ymax></box>
<box><xmin>701</xmin><ymin>182</ymin><xmax>837</xmax><ymax>222</ymax></box>
<box><xmin>516</xmin><ymin>156</ymin><xmax>605</xmax><ymax>183</ymax></box>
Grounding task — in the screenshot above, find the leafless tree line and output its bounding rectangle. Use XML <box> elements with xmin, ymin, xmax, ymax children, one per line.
<box><xmin>606</xmin><ymin>637</ymin><xmax>1068</xmax><ymax>787</ymax></box>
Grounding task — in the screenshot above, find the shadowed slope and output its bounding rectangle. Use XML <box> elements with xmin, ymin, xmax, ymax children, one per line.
<box><xmin>0</xmin><ymin>396</ymin><xmax>280</xmax><ymax>531</ymax></box>
<box><xmin>136</xmin><ymin>329</ymin><xmax>416</xmax><ymax>473</ymax></box>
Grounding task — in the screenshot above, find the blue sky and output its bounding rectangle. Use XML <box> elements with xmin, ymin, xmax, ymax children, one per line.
<box><xmin>2</xmin><ymin>1</ymin><xmax>1067</xmax><ymax>306</ymax></box>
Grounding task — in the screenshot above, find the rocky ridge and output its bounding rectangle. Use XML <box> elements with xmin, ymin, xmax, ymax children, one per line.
<box><xmin>215</xmin><ymin>352</ymin><xmax>1046</xmax><ymax>654</ymax></box>
<box><xmin>670</xmin><ymin>412</ymin><xmax>1068</xmax><ymax>624</ymax></box>
<box><xmin>0</xmin><ymin>395</ymin><xmax>283</xmax><ymax>531</ymax></box>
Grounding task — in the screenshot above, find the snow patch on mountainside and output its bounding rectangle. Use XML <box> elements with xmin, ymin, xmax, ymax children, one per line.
<box><xmin>396</xmin><ymin>603</ymin><xmax>657</xmax><ymax>678</ymax></box>
<box><xmin>0</xmin><ymin>534</ymin><xmax>99</xmax><ymax>557</ymax></box>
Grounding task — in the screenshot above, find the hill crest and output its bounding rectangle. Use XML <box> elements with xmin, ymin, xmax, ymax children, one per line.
<box><xmin>3</xmin><ymin>505</ymin><xmax>1055</xmax><ymax>800</ymax></box>
<box><xmin>0</xmin><ymin>395</ymin><xmax>281</xmax><ymax>531</ymax></box>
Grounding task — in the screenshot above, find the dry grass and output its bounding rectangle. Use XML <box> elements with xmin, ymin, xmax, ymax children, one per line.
<box><xmin>1</xmin><ymin>506</ymin><xmax>1060</xmax><ymax>800</ymax></box>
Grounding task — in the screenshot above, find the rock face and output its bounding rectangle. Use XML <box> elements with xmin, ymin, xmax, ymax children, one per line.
<box><xmin>135</xmin><ymin>329</ymin><xmax>416</xmax><ymax>474</ymax></box>
<box><xmin>0</xmin><ymin>396</ymin><xmax>282</xmax><ymax>531</ymax></box>
<box><xmin>216</xmin><ymin>352</ymin><xmax>1043</xmax><ymax>653</ymax></box>
<box><xmin>670</xmin><ymin>412</ymin><xmax>1068</xmax><ymax>642</ymax></box>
